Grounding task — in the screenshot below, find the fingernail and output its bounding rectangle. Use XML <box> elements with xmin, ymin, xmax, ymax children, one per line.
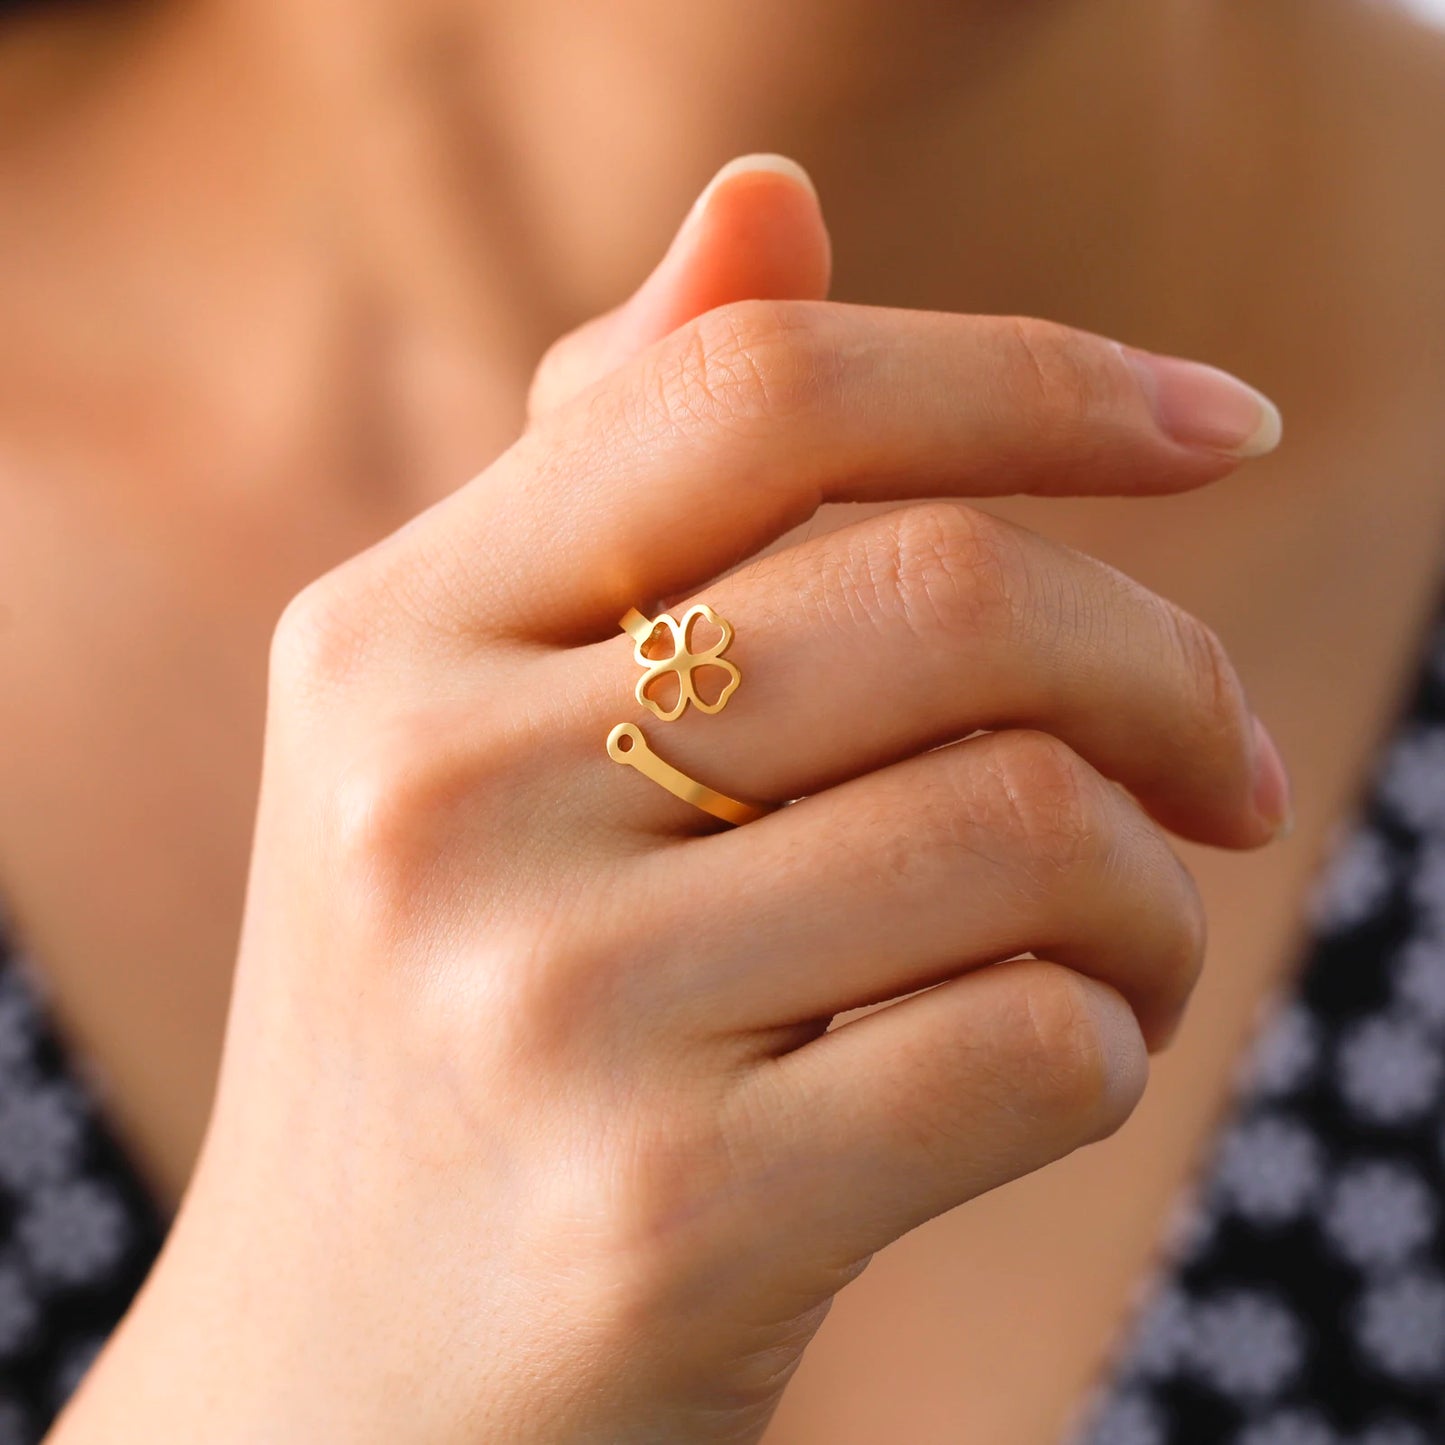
<box><xmin>684</xmin><ymin>153</ymin><xmax>818</xmax><ymax>233</ymax></box>
<box><xmin>1119</xmin><ymin>345</ymin><xmax>1283</xmax><ymax>459</ymax></box>
<box><xmin>1250</xmin><ymin>714</ymin><xmax>1295</xmax><ymax>839</ymax></box>
<box><xmin>631</xmin><ymin>154</ymin><xmax>820</xmax><ymax>328</ymax></box>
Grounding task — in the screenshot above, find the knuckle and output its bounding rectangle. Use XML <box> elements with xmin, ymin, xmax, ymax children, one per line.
<box><xmin>468</xmin><ymin>926</ymin><xmax>608</xmax><ymax>1066</ymax></box>
<box><xmin>328</xmin><ymin>739</ymin><xmax>431</xmax><ymax>884</ymax></box>
<box><xmin>989</xmin><ymin>315</ymin><xmax>1120</xmax><ymax>431</ymax></box>
<box><xmin>322</xmin><ymin>716</ymin><xmax>475</xmax><ymax>927</ymax></box>
<box><xmin>269</xmin><ymin>569</ymin><xmax>375</xmax><ymax>699</ymax></box>
<box><xmin>642</xmin><ymin>298</ymin><xmax>833</xmax><ymax>436</ymax></box>
<box><xmin>861</xmin><ymin>503</ymin><xmax>1021</xmax><ymax>643</ymax></box>
<box><xmin>975</xmin><ymin>729</ymin><xmax>1102</xmax><ymax>873</ymax></box>
<box><xmin>269</xmin><ymin>545</ymin><xmax>475</xmax><ymax>710</ymax></box>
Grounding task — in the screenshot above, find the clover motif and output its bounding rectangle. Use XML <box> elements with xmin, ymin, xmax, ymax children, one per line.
<box><xmin>629</xmin><ymin>604</ymin><xmax>741</xmax><ymax>721</ymax></box>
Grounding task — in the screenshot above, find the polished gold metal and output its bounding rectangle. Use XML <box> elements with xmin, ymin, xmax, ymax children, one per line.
<box><xmin>620</xmin><ymin>604</ymin><xmax>741</xmax><ymax>722</ymax></box>
<box><xmin>606</xmin><ymin>723</ymin><xmax>773</xmax><ymax>826</ymax></box>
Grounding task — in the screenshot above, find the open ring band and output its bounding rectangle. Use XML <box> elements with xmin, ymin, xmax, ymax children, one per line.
<box><xmin>606</xmin><ymin>724</ymin><xmax>774</xmax><ymax>827</ymax></box>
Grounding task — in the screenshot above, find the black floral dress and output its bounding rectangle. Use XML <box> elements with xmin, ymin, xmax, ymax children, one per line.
<box><xmin>1080</xmin><ymin>605</ymin><xmax>1445</xmax><ymax>1444</ymax></box>
<box><xmin>0</xmin><ymin>953</ymin><xmax>164</xmax><ymax>1443</ymax></box>
<box><xmin>6</xmin><ymin>604</ymin><xmax>1445</xmax><ymax>1442</ymax></box>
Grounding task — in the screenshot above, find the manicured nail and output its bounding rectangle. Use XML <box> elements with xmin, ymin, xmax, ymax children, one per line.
<box><xmin>641</xmin><ymin>154</ymin><xmax>819</xmax><ymax>315</ymax></box>
<box><xmin>1250</xmin><ymin>715</ymin><xmax>1295</xmax><ymax>839</ymax></box>
<box><xmin>683</xmin><ymin>153</ymin><xmax>818</xmax><ymax>237</ymax></box>
<box><xmin>662</xmin><ymin>156</ymin><xmax>819</xmax><ymax>273</ymax></box>
<box><xmin>1119</xmin><ymin>345</ymin><xmax>1283</xmax><ymax>459</ymax></box>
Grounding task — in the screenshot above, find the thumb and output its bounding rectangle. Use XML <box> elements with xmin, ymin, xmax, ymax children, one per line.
<box><xmin>526</xmin><ymin>153</ymin><xmax>832</xmax><ymax>422</ymax></box>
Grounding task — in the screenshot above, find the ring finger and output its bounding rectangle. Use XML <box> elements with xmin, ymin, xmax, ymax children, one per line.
<box><xmin>561</xmin><ymin>499</ymin><xmax>1283</xmax><ymax>852</ymax></box>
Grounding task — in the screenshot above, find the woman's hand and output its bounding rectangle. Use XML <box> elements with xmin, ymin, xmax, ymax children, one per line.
<box><xmin>54</xmin><ymin>157</ymin><xmax>1287</xmax><ymax>1445</ymax></box>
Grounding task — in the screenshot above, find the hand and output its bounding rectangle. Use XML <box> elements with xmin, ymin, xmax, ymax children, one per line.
<box><xmin>54</xmin><ymin>155</ymin><xmax>1288</xmax><ymax>1445</ymax></box>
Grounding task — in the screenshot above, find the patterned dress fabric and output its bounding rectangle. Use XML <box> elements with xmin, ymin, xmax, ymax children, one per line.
<box><xmin>0</xmin><ymin>946</ymin><xmax>165</xmax><ymax>1443</ymax></box>
<box><xmin>3</xmin><ymin>604</ymin><xmax>1445</xmax><ymax>1441</ymax></box>
<box><xmin>1080</xmin><ymin>603</ymin><xmax>1445</xmax><ymax>1444</ymax></box>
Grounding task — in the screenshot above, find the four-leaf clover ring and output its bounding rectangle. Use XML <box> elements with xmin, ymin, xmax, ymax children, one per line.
<box><xmin>604</xmin><ymin>604</ymin><xmax>777</xmax><ymax>826</ymax></box>
<box><xmin>620</xmin><ymin>604</ymin><xmax>741</xmax><ymax>721</ymax></box>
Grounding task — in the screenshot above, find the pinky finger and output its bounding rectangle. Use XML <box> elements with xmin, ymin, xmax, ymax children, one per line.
<box><xmin>740</xmin><ymin>959</ymin><xmax>1148</xmax><ymax>1270</ymax></box>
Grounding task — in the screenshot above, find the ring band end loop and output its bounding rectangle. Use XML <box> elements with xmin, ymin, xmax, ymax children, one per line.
<box><xmin>605</xmin><ymin>723</ymin><xmax>773</xmax><ymax>827</ymax></box>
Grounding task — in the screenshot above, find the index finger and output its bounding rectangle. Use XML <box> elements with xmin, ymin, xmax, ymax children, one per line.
<box><xmin>402</xmin><ymin>300</ymin><xmax>1280</xmax><ymax>641</ymax></box>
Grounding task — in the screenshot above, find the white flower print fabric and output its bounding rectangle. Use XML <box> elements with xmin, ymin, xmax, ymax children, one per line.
<box><xmin>1079</xmin><ymin>601</ymin><xmax>1445</xmax><ymax>1443</ymax></box>
<box><xmin>0</xmin><ymin>947</ymin><xmax>163</xmax><ymax>1440</ymax></box>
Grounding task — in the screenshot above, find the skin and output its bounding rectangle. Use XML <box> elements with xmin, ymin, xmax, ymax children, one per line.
<box><xmin>0</xmin><ymin>0</ymin><xmax>1441</xmax><ymax>1440</ymax></box>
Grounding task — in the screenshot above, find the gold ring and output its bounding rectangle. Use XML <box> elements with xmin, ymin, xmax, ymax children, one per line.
<box><xmin>605</xmin><ymin>724</ymin><xmax>774</xmax><ymax>827</ymax></box>
<box><xmin>608</xmin><ymin>602</ymin><xmax>771</xmax><ymax>825</ymax></box>
<box><xmin>619</xmin><ymin>604</ymin><xmax>741</xmax><ymax>722</ymax></box>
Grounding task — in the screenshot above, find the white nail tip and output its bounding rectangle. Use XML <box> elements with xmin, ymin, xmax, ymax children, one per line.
<box><xmin>696</xmin><ymin>154</ymin><xmax>818</xmax><ymax>211</ymax></box>
<box><xmin>1238</xmin><ymin>393</ymin><xmax>1284</xmax><ymax>459</ymax></box>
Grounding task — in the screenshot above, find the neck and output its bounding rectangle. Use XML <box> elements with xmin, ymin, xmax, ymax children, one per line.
<box><xmin>0</xmin><ymin>0</ymin><xmax>1352</xmax><ymax>484</ymax></box>
<box><xmin>456</xmin><ymin>0</ymin><xmax>1255</xmax><ymax>325</ymax></box>
<box><xmin>237</xmin><ymin>0</ymin><xmax>1248</xmax><ymax>327</ymax></box>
